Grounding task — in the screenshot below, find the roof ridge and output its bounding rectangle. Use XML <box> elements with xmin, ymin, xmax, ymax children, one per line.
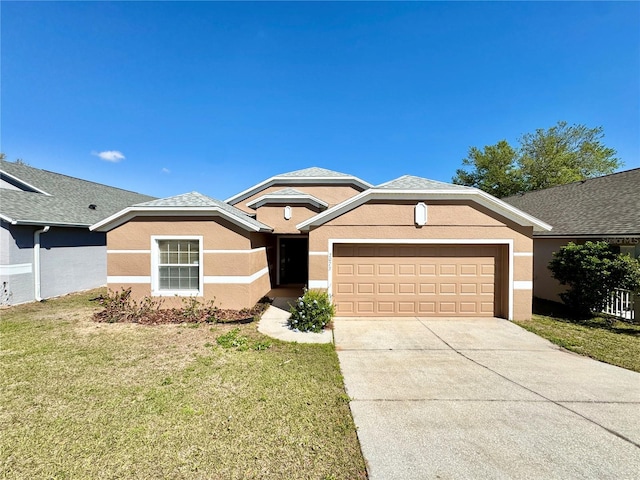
<box><xmin>504</xmin><ymin>168</ymin><xmax>640</xmax><ymax>199</ymax></box>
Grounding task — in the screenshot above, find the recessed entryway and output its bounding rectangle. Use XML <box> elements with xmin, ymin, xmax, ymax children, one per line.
<box><xmin>278</xmin><ymin>236</ymin><xmax>308</xmax><ymax>285</ymax></box>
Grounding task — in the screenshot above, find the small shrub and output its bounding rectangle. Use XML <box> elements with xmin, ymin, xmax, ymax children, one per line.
<box><xmin>93</xmin><ymin>288</ymin><xmax>165</xmax><ymax>323</ymax></box>
<box><xmin>288</xmin><ymin>289</ymin><xmax>335</xmax><ymax>333</ymax></box>
<box><xmin>181</xmin><ymin>296</ymin><xmax>218</xmax><ymax>323</ymax></box>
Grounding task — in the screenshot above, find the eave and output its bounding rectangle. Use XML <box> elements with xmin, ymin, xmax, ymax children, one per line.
<box><xmin>296</xmin><ymin>188</ymin><xmax>553</xmax><ymax>232</ymax></box>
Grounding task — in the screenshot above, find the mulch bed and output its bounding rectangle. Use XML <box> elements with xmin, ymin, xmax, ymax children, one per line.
<box><xmin>92</xmin><ymin>294</ymin><xmax>272</xmax><ymax>325</ymax></box>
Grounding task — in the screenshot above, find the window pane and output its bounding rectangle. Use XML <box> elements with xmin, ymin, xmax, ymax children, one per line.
<box><xmin>157</xmin><ymin>242</ymin><xmax>200</xmax><ymax>291</ymax></box>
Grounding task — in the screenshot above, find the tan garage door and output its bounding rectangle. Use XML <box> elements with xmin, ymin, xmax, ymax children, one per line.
<box><xmin>333</xmin><ymin>244</ymin><xmax>501</xmax><ymax>317</ymax></box>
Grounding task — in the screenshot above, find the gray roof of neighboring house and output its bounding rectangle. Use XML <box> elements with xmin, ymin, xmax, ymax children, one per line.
<box><xmin>377</xmin><ymin>175</ymin><xmax>474</xmax><ymax>191</ymax></box>
<box><xmin>502</xmin><ymin>168</ymin><xmax>640</xmax><ymax>236</ymax></box>
<box><xmin>134</xmin><ymin>191</ymin><xmax>271</xmax><ymax>231</ymax></box>
<box><xmin>0</xmin><ymin>160</ymin><xmax>155</xmax><ymax>227</ymax></box>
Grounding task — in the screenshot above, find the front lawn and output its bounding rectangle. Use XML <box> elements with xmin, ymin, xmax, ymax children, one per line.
<box><xmin>515</xmin><ymin>313</ymin><xmax>640</xmax><ymax>373</ymax></box>
<box><xmin>0</xmin><ymin>289</ymin><xmax>366</xmax><ymax>479</ymax></box>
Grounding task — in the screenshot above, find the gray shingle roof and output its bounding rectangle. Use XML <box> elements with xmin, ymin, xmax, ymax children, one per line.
<box><xmin>376</xmin><ymin>175</ymin><xmax>474</xmax><ymax>191</ymax></box>
<box><xmin>1</xmin><ymin>160</ymin><xmax>155</xmax><ymax>227</ymax></box>
<box><xmin>135</xmin><ymin>191</ymin><xmax>271</xmax><ymax>231</ymax></box>
<box><xmin>278</xmin><ymin>167</ymin><xmax>354</xmax><ymax>178</ymax></box>
<box><xmin>502</xmin><ymin>169</ymin><xmax>640</xmax><ymax>236</ymax></box>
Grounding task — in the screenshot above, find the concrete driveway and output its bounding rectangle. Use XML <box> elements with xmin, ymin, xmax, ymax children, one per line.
<box><xmin>334</xmin><ymin>317</ymin><xmax>640</xmax><ymax>479</ymax></box>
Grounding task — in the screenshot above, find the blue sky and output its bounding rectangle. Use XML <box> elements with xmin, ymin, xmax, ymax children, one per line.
<box><xmin>2</xmin><ymin>1</ymin><xmax>638</xmax><ymax>200</ymax></box>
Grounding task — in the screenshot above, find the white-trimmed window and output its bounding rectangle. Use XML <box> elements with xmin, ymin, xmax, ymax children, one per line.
<box><xmin>151</xmin><ymin>236</ymin><xmax>203</xmax><ymax>296</ymax></box>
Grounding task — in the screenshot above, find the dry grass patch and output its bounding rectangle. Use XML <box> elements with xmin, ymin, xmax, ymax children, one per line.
<box><xmin>1</xmin><ymin>289</ymin><xmax>366</xmax><ymax>479</ymax></box>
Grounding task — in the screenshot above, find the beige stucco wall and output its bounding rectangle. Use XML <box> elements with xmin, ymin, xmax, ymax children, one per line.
<box><xmin>308</xmin><ymin>199</ymin><xmax>534</xmax><ymax>320</ymax></box>
<box><xmin>108</xmin><ymin>216</ymin><xmax>252</xmax><ymax>250</ymax></box>
<box><xmin>532</xmin><ymin>238</ymin><xmax>573</xmax><ymax>302</ymax></box>
<box><xmin>106</xmin><ymin>216</ymin><xmax>271</xmax><ymax>310</ymax></box>
<box><xmin>233</xmin><ymin>184</ymin><xmax>363</xmax><ymax>213</ymax></box>
<box><xmin>255</xmin><ymin>205</ymin><xmax>319</xmax><ymax>234</ymax></box>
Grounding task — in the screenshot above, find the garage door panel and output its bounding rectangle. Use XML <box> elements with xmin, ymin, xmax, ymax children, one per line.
<box><xmin>333</xmin><ymin>244</ymin><xmax>500</xmax><ymax>317</ymax></box>
<box><xmin>336</xmin><ymin>283</ymin><xmax>354</xmax><ymax>294</ymax></box>
<box><xmin>419</xmin><ymin>283</ymin><xmax>436</xmax><ymax>294</ymax></box>
<box><xmin>398</xmin><ymin>283</ymin><xmax>416</xmax><ymax>294</ymax></box>
<box><xmin>357</xmin><ymin>283</ymin><xmax>375</xmax><ymax>294</ymax></box>
<box><xmin>357</xmin><ymin>264</ymin><xmax>374</xmax><ymax>275</ymax></box>
<box><xmin>419</xmin><ymin>264</ymin><xmax>436</xmax><ymax>276</ymax></box>
<box><xmin>336</xmin><ymin>264</ymin><xmax>354</xmax><ymax>276</ymax></box>
<box><xmin>378</xmin><ymin>264</ymin><xmax>395</xmax><ymax>275</ymax></box>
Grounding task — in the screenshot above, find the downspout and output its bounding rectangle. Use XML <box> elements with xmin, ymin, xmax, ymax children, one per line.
<box><xmin>34</xmin><ymin>226</ymin><xmax>50</xmax><ymax>301</ymax></box>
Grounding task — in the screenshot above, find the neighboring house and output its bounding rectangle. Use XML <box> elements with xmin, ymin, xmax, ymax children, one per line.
<box><xmin>0</xmin><ymin>160</ymin><xmax>155</xmax><ymax>305</ymax></box>
<box><xmin>92</xmin><ymin>167</ymin><xmax>551</xmax><ymax>320</ymax></box>
<box><xmin>503</xmin><ymin>168</ymin><xmax>640</xmax><ymax>303</ymax></box>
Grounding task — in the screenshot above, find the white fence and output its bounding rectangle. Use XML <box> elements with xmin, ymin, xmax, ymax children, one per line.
<box><xmin>602</xmin><ymin>288</ymin><xmax>635</xmax><ymax>321</ymax></box>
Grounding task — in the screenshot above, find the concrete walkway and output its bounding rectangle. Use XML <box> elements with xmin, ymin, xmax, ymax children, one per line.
<box><xmin>257</xmin><ymin>297</ymin><xmax>333</xmax><ymax>344</ymax></box>
<box><xmin>334</xmin><ymin>317</ymin><xmax>640</xmax><ymax>479</ymax></box>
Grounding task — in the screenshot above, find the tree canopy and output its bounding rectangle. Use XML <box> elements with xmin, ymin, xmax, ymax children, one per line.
<box><xmin>452</xmin><ymin>121</ymin><xmax>621</xmax><ymax>197</ymax></box>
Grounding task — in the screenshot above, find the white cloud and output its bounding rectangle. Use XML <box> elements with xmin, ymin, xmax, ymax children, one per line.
<box><xmin>161</xmin><ymin>167</ymin><xmax>171</xmax><ymax>174</ymax></box>
<box><xmin>92</xmin><ymin>150</ymin><xmax>125</xmax><ymax>162</ymax></box>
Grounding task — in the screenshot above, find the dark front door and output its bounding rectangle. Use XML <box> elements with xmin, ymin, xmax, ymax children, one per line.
<box><xmin>279</xmin><ymin>237</ymin><xmax>308</xmax><ymax>285</ymax></box>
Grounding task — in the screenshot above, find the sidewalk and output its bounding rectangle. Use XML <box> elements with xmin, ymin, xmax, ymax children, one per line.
<box><xmin>257</xmin><ymin>297</ymin><xmax>333</xmax><ymax>344</ymax></box>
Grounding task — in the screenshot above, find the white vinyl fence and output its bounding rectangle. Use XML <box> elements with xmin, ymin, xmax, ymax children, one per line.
<box><xmin>602</xmin><ymin>288</ymin><xmax>635</xmax><ymax>321</ymax></box>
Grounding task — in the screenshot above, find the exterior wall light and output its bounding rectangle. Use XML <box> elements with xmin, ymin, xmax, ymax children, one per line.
<box><xmin>415</xmin><ymin>202</ymin><xmax>427</xmax><ymax>226</ymax></box>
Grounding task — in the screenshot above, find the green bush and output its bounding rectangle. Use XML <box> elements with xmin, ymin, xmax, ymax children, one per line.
<box><xmin>548</xmin><ymin>241</ymin><xmax>640</xmax><ymax>318</ymax></box>
<box><xmin>288</xmin><ymin>289</ymin><xmax>335</xmax><ymax>333</ymax></box>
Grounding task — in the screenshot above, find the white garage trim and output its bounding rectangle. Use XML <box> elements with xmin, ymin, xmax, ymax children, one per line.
<box><xmin>327</xmin><ymin>238</ymin><xmax>515</xmax><ymax>320</ymax></box>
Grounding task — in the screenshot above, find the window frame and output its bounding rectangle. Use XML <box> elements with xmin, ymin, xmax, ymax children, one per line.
<box><xmin>151</xmin><ymin>235</ymin><xmax>204</xmax><ymax>297</ymax></box>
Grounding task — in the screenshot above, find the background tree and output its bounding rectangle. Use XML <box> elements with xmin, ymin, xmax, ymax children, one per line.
<box><xmin>548</xmin><ymin>241</ymin><xmax>640</xmax><ymax>319</ymax></box>
<box><xmin>453</xmin><ymin>140</ymin><xmax>523</xmax><ymax>198</ymax></box>
<box><xmin>452</xmin><ymin>121</ymin><xmax>621</xmax><ymax>197</ymax></box>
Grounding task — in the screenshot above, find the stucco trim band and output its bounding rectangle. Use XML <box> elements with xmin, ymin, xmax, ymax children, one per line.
<box><xmin>203</xmin><ymin>267</ymin><xmax>269</xmax><ymax>284</ymax></box>
<box><xmin>0</xmin><ymin>263</ymin><xmax>33</xmax><ymax>276</ymax></box>
<box><xmin>513</xmin><ymin>281</ymin><xmax>533</xmax><ymax>290</ymax></box>
<box><xmin>203</xmin><ymin>247</ymin><xmax>266</xmax><ymax>254</ymax></box>
<box><xmin>108</xmin><ymin>249</ymin><xmax>152</xmax><ymax>254</ymax></box>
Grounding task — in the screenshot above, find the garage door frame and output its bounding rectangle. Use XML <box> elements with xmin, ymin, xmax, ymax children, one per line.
<box><xmin>327</xmin><ymin>238</ymin><xmax>515</xmax><ymax>320</ymax></box>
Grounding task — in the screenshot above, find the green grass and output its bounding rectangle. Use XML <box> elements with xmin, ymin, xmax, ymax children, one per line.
<box><xmin>0</xmin><ymin>289</ymin><xmax>366</xmax><ymax>479</ymax></box>
<box><xmin>515</xmin><ymin>310</ymin><xmax>640</xmax><ymax>372</ymax></box>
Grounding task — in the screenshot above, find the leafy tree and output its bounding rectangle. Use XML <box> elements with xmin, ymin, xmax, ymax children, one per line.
<box><xmin>453</xmin><ymin>140</ymin><xmax>523</xmax><ymax>198</ymax></box>
<box><xmin>548</xmin><ymin>241</ymin><xmax>640</xmax><ymax>319</ymax></box>
<box><xmin>452</xmin><ymin>121</ymin><xmax>621</xmax><ymax>197</ymax></box>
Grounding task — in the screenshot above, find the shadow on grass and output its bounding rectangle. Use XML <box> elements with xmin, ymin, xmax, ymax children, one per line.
<box><xmin>533</xmin><ymin>297</ymin><xmax>640</xmax><ymax>337</ymax></box>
